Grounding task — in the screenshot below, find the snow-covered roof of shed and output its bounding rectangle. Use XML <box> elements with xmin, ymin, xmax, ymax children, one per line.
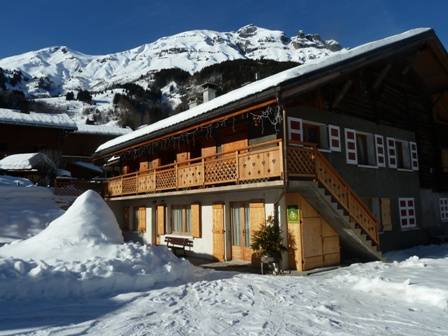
<box><xmin>0</xmin><ymin>108</ymin><xmax>77</xmax><ymax>130</ymax></box>
<box><xmin>75</xmin><ymin>123</ymin><xmax>131</xmax><ymax>136</ymax></box>
<box><xmin>95</xmin><ymin>28</ymin><xmax>432</xmax><ymax>154</ymax></box>
<box><xmin>0</xmin><ymin>153</ymin><xmax>56</xmax><ymax>171</ymax></box>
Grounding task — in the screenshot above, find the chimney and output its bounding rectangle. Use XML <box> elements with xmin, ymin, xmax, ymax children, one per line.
<box><xmin>202</xmin><ymin>83</ymin><xmax>217</xmax><ymax>103</ymax></box>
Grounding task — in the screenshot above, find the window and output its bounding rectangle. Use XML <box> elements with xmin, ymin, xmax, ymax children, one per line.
<box><xmin>328</xmin><ymin>125</ymin><xmax>341</xmax><ymax>152</ymax></box>
<box><xmin>396</xmin><ymin>140</ymin><xmax>411</xmax><ymax>169</ymax></box>
<box><xmin>302</xmin><ymin>121</ymin><xmax>329</xmax><ymax>149</ymax></box>
<box><xmin>440</xmin><ymin>198</ymin><xmax>448</xmax><ymax>222</ymax></box>
<box><xmin>398</xmin><ymin>198</ymin><xmax>416</xmax><ymax>229</ymax></box>
<box><xmin>170</xmin><ymin>205</ymin><xmax>191</xmax><ymax>234</ymax></box>
<box><xmin>354</xmin><ymin>131</ymin><xmax>375</xmax><ymax>166</ymax></box>
<box><xmin>442</xmin><ymin>149</ymin><xmax>448</xmax><ymax>173</ymax></box>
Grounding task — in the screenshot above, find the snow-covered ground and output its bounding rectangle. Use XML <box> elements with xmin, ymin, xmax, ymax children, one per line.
<box><xmin>0</xmin><ymin>190</ymin><xmax>447</xmax><ymax>335</ymax></box>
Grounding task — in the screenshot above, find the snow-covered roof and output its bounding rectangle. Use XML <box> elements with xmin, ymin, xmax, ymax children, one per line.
<box><xmin>95</xmin><ymin>28</ymin><xmax>432</xmax><ymax>155</ymax></box>
<box><xmin>75</xmin><ymin>123</ymin><xmax>131</xmax><ymax>136</ymax></box>
<box><xmin>0</xmin><ymin>153</ymin><xmax>56</xmax><ymax>171</ymax></box>
<box><xmin>0</xmin><ymin>108</ymin><xmax>77</xmax><ymax>130</ymax></box>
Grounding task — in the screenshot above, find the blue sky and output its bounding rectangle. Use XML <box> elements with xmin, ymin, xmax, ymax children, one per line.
<box><xmin>0</xmin><ymin>0</ymin><xmax>447</xmax><ymax>58</ymax></box>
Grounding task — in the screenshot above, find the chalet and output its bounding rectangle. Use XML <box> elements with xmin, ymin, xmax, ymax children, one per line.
<box><xmin>94</xmin><ymin>28</ymin><xmax>448</xmax><ymax>271</ymax></box>
<box><xmin>0</xmin><ymin>108</ymin><xmax>77</xmax><ymax>165</ymax></box>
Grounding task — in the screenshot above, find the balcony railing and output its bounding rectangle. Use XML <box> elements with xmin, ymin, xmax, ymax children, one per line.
<box><xmin>105</xmin><ymin>139</ymin><xmax>284</xmax><ymax>197</ymax></box>
<box><xmin>288</xmin><ymin>144</ymin><xmax>379</xmax><ymax>245</ymax></box>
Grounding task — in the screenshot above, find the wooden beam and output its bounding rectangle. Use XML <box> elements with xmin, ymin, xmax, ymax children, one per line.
<box><xmin>333</xmin><ymin>80</ymin><xmax>352</xmax><ymax>109</ymax></box>
<box><xmin>373</xmin><ymin>64</ymin><xmax>392</xmax><ymax>90</ymax></box>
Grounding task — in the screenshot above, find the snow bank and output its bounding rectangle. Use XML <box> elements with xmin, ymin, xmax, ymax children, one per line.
<box><xmin>0</xmin><ymin>244</ymin><xmax>194</xmax><ymax>300</ymax></box>
<box><xmin>0</xmin><ymin>190</ymin><xmax>196</xmax><ymax>300</ymax></box>
<box><xmin>0</xmin><ymin>186</ymin><xmax>63</xmax><ymax>243</ymax></box>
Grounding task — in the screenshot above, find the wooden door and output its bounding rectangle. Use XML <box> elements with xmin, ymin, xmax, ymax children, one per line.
<box><xmin>230</xmin><ymin>203</ymin><xmax>253</xmax><ymax>261</ymax></box>
<box><xmin>212</xmin><ymin>203</ymin><xmax>225</xmax><ymax>261</ymax></box>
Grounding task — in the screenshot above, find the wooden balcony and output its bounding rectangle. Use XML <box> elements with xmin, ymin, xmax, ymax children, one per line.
<box><xmin>105</xmin><ymin>139</ymin><xmax>284</xmax><ymax>197</ymax></box>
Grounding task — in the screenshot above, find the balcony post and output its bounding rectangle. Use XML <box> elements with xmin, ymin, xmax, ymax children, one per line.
<box><xmin>235</xmin><ymin>150</ymin><xmax>239</xmax><ymax>183</ymax></box>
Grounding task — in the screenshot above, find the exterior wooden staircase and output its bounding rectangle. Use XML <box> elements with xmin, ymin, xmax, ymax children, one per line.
<box><xmin>287</xmin><ymin>145</ymin><xmax>382</xmax><ymax>260</ymax></box>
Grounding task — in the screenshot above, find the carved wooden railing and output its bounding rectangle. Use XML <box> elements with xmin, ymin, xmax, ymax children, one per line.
<box><xmin>105</xmin><ymin>139</ymin><xmax>283</xmax><ymax>197</ymax></box>
<box><xmin>288</xmin><ymin>145</ymin><xmax>379</xmax><ymax>245</ymax></box>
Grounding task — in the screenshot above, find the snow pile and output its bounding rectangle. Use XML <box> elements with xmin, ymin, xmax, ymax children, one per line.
<box><xmin>0</xmin><ymin>186</ymin><xmax>63</xmax><ymax>243</ymax></box>
<box><xmin>0</xmin><ymin>190</ymin><xmax>196</xmax><ymax>300</ymax></box>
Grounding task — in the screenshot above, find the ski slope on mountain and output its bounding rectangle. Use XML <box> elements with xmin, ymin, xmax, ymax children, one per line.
<box><xmin>0</xmin><ymin>25</ymin><xmax>341</xmax><ymax>95</ymax></box>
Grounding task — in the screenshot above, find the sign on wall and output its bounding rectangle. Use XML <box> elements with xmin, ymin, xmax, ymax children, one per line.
<box><xmin>287</xmin><ymin>205</ymin><xmax>300</xmax><ymax>224</ymax></box>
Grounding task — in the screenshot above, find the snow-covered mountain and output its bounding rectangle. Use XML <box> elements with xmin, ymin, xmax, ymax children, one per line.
<box><xmin>0</xmin><ymin>25</ymin><xmax>341</xmax><ymax>97</ymax></box>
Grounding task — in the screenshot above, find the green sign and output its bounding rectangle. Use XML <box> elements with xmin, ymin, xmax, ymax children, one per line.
<box><xmin>287</xmin><ymin>205</ymin><xmax>300</xmax><ymax>224</ymax></box>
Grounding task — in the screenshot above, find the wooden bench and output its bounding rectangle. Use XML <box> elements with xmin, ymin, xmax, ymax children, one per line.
<box><xmin>165</xmin><ymin>236</ymin><xmax>193</xmax><ymax>256</ymax></box>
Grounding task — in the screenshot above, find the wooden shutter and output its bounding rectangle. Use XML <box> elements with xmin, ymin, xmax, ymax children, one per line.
<box><xmin>249</xmin><ymin>201</ymin><xmax>266</xmax><ymax>241</ymax></box>
<box><xmin>212</xmin><ymin>203</ymin><xmax>225</xmax><ymax>261</ymax></box>
<box><xmin>138</xmin><ymin>207</ymin><xmax>146</xmax><ymax>233</ymax></box>
<box><xmin>191</xmin><ymin>203</ymin><xmax>201</xmax><ymax>238</ymax></box>
<box><xmin>387</xmin><ymin>137</ymin><xmax>397</xmax><ymax>168</ymax></box>
<box><xmin>374</xmin><ymin>135</ymin><xmax>386</xmax><ymax>167</ymax></box>
<box><xmin>344</xmin><ymin>129</ymin><xmax>357</xmax><ymax>164</ymax></box>
<box><xmin>409</xmin><ymin>141</ymin><xmax>419</xmax><ymax>171</ymax></box>
<box><xmin>328</xmin><ymin>125</ymin><xmax>341</xmax><ymax>152</ymax></box>
<box><xmin>380</xmin><ymin>198</ymin><xmax>392</xmax><ymax>231</ymax></box>
<box><xmin>288</xmin><ymin>117</ymin><xmax>303</xmax><ymax>142</ymax></box>
<box><xmin>156</xmin><ymin>205</ymin><xmax>165</xmax><ymax>242</ymax></box>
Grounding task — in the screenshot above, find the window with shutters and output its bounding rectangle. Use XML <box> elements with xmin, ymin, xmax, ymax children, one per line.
<box><xmin>345</xmin><ymin>129</ymin><xmax>357</xmax><ymax>164</ymax></box>
<box><xmin>440</xmin><ymin>198</ymin><xmax>448</xmax><ymax>222</ymax></box>
<box><xmin>398</xmin><ymin>198</ymin><xmax>416</xmax><ymax>229</ymax></box>
<box><xmin>170</xmin><ymin>205</ymin><xmax>191</xmax><ymax>234</ymax></box>
<box><xmin>230</xmin><ymin>203</ymin><xmax>251</xmax><ymax>247</ymax></box>
<box><xmin>288</xmin><ymin>117</ymin><xmax>303</xmax><ymax>142</ymax></box>
<box><xmin>374</xmin><ymin>135</ymin><xmax>386</xmax><ymax>167</ymax></box>
<box><xmin>329</xmin><ymin>125</ymin><xmax>341</xmax><ymax>152</ymax></box>
<box><xmin>355</xmin><ymin>133</ymin><xmax>375</xmax><ymax>166</ymax></box>
<box><xmin>387</xmin><ymin>137</ymin><xmax>397</xmax><ymax>168</ymax></box>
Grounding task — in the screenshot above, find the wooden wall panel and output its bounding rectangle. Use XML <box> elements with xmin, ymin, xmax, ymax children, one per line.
<box><xmin>156</xmin><ymin>205</ymin><xmax>165</xmax><ymax>244</ymax></box>
<box><xmin>191</xmin><ymin>203</ymin><xmax>201</xmax><ymax>238</ymax></box>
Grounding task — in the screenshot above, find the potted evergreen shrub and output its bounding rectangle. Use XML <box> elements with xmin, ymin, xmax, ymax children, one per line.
<box><xmin>251</xmin><ymin>216</ymin><xmax>286</xmax><ymax>275</ymax></box>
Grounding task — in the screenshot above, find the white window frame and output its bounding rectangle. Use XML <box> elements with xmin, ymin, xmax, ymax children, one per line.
<box><xmin>288</xmin><ymin>117</ymin><xmax>303</xmax><ymax>143</ymax></box>
<box><xmin>398</xmin><ymin>198</ymin><xmax>416</xmax><ymax>230</ymax></box>
<box><xmin>410</xmin><ymin>141</ymin><xmax>419</xmax><ymax>171</ymax></box>
<box><xmin>440</xmin><ymin>198</ymin><xmax>448</xmax><ymax>222</ymax></box>
<box><xmin>387</xmin><ymin>137</ymin><xmax>397</xmax><ymax>168</ymax></box>
<box><xmin>328</xmin><ymin>125</ymin><xmax>341</xmax><ymax>152</ymax></box>
<box><xmin>345</xmin><ymin>128</ymin><xmax>357</xmax><ymax>165</ymax></box>
<box><xmin>374</xmin><ymin>134</ymin><xmax>386</xmax><ymax>167</ymax></box>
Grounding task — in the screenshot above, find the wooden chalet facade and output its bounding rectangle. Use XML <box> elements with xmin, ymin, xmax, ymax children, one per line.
<box><xmin>94</xmin><ymin>28</ymin><xmax>448</xmax><ymax>271</ymax></box>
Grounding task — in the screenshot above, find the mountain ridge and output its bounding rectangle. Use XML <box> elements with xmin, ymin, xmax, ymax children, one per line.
<box><xmin>0</xmin><ymin>24</ymin><xmax>342</xmax><ymax>97</ymax></box>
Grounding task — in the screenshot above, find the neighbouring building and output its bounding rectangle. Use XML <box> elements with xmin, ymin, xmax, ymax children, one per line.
<box><xmin>94</xmin><ymin>28</ymin><xmax>448</xmax><ymax>271</ymax></box>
